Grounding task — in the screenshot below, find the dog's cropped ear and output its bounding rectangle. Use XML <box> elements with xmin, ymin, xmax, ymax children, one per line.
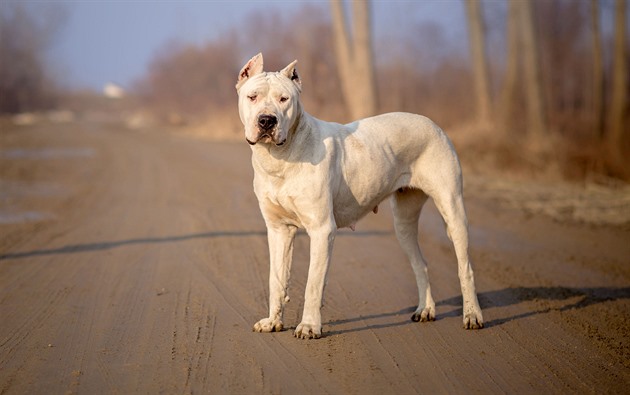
<box><xmin>236</xmin><ymin>53</ymin><xmax>264</xmax><ymax>91</ymax></box>
<box><xmin>280</xmin><ymin>60</ymin><xmax>301</xmax><ymax>91</ymax></box>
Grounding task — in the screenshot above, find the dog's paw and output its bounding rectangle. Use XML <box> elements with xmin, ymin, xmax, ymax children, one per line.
<box><xmin>411</xmin><ymin>306</ymin><xmax>435</xmax><ymax>322</ymax></box>
<box><xmin>294</xmin><ymin>322</ymin><xmax>321</xmax><ymax>339</ymax></box>
<box><xmin>463</xmin><ymin>313</ymin><xmax>484</xmax><ymax>330</ymax></box>
<box><xmin>253</xmin><ymin>318</ymin><xmax>283</xmax><ymax>333</ymax></box>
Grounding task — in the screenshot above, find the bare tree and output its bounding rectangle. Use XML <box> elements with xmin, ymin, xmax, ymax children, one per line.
<box><xmin>0</xmin><ymin>2</ymin><xmax>65</xmax><ymax>113</ymax></box>
<box><xmin>607</xmin><ymin>0</ymin><xmax>628</xmax><ymax>168</ymax></box>
<box><xmin>517</xmin><ymin>0</ymin><xmax>548</xmax><ymax>146</ymax></box>
<box><xmin>137</xmin><ymin>38</ymin><xmax>240</xmax><ymax>120</ymax></box>
<box><xmin>465</xmin><ymin>0</ymin><xmax>492</xmax><ymax>127</ymax></box>
<box><xmin>591</xmin><ymin>0</ymin><xmax>605</xmax><ymax>138</ymax></box>
<box><xmin>330</xmin><ymin>0</ymin><xmax>377</xmax><ymax>120</ymax></box>
<box><xmin>500</xmin><ymin>0</ymin><xmax>521</xmax><ymax>133</ymax></box>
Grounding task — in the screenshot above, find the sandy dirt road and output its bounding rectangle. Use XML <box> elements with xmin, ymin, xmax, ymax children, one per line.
<box><xmin>1</xmin><ymin>120</ymin><xmax>629</xmax><ymax>394</ymax></box>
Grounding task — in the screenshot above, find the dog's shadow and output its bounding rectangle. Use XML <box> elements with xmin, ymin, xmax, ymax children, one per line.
<box><xmin>324</xmin><ymin>286</ymin><xmax>630</xmax><ymax>335</ymax></box>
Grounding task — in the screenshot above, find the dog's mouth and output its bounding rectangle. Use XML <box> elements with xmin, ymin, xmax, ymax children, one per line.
<box><xmin>246</xmin><ymin>131</ymin><xmax>286</xmax><ymax>146</ymax></box>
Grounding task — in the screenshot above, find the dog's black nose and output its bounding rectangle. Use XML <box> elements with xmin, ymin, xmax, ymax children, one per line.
<box><xmin>258</xmin><ymin>114</ymin><xmax>277</xmax><ymax>131</ymax></box>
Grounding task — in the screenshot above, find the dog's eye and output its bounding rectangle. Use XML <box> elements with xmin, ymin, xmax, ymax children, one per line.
<box><xmin>279</xmin><ymin>96</ymin><xmax>289</xmax><ymax>103</ymax></box>
<box><xmin>247</xmin><ymin>94</ymin><xmax>257</xmax><ymax>102</ymax></box>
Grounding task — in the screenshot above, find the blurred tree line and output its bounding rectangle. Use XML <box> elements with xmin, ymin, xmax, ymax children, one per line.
<box><xmin>136</xmin><ymin>0</ymin><xmax>627</xmax><ymax>179</ymax></box>
<box><xmin>0</xmin><ymin>2</ymin><xmax>65</xmax><ymax>114</ymax></box>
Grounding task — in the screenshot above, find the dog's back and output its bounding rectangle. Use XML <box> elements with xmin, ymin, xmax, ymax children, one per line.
<box><xmin>320</xmin><ymin>112</ymin><xmax>461</xmax><ymax>230</ymax></box>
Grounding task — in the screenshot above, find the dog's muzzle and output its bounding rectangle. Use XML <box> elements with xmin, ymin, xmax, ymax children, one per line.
<box><xmin>246</xmin><ymin>114</ymin><xmax>285</xmax><ymax>146</ymax></box>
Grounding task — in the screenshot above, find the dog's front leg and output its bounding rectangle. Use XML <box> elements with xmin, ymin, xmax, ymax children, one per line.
<box><xmin>295</xmin><ymin>224</ymin><xmax>336</xmax><ymax>339</ymax></box>
<box><xmin>254</xmin><ymin>224</ymin><xmax>297</xmax><ymax>333</ymax></box>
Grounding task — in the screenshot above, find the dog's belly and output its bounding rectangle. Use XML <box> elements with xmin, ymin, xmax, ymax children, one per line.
<box><xmin>332</xmin><ymin>164</ymin><xmax>411</xmax><ymax>230</ymax></box>
<box><xmin>331</xmin><ymin>116</ymin><xmax>427</xmax><ymax>229</ymax></box>
<box><xmin>333</xmin><ymin>197</ymin><xmax>383</xmax><ymax>229</ymax></box>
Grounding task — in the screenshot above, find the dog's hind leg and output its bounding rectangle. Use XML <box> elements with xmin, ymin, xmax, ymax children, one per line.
<box><xmin>432</xmin><ymin>187</ymin><xmax>484</xmax><ymax>329</ymax></box>
<box><xmin>391</xmin><ymin>188</ymin><xmax>436</xmax><ymax>322</ymax></box>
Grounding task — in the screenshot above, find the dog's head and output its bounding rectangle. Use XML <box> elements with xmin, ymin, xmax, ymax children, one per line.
<box><xmin>235</xmin><ymin>53</ymin><xmax>302</xmax><ymax>146</ymax></box>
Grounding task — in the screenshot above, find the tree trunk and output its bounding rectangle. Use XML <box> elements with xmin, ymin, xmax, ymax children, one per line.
<box><xmin>500</xmin><ymin>0</ymin><xmax>521</xmax><ymax>134</ymax></box>
<box><xmin>330</xmin><ymin>0</ymin><xmax>377</xmax><ymax>120</ymax></box>
<box><xmin>465</xmin><ymin>0</ymin><xmax>492</xmax><ymax>127</ymax></box>
<box><xmin>517</xmin><ymin>0</ymin><xmax>548</xmax><ymax>147</ymax></box>
<box><xmin>352</xmin><ymin>0</ymin><xmax>377</xmax><ymax>118</ymax></box>
<box><xmin>591</xmin><ymin>0</ymin><xmax>605</xmax><ymax>138</ymax></box>
<box><xmin>607</xmin><ymin>0</ymin><xmax>627</xmax><ymax>164</ymax></box>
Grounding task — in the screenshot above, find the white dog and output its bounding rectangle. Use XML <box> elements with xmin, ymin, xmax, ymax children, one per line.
<box><xmin>236</xmin><ymin>53</ymin><xmax>483</xmax><ymax>339</ymax></box>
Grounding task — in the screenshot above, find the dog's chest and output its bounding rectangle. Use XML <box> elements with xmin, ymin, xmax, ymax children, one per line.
<box><xmin>261</xmin><ymin>196</ymin><xmax>301</xmax><ymax>226</ymax></box>
<box><xmin>254</xmin><ymin>175</ymin><xmax>305</xmax><ymax>226</ymax></box>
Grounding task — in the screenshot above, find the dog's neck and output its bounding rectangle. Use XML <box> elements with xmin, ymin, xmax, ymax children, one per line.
<box><xmin>250</xmin><ymin>109</ymin><xmax>320</xmax><ymax>177</ymax></box>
